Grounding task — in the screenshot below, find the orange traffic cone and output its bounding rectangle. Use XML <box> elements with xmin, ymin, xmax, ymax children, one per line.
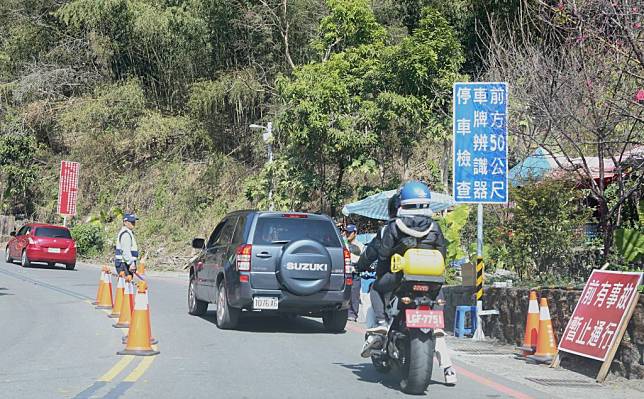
<box><xmin>136</xmin><ymin>261</ymin><xmax>145</xmax><ymax>277</ymax></box>
<box><xmin>95</xmin><ymin>270</ymin><xmax>113</xmax><ymax>310</ymax></box>
<box><xmin>528</xmin><ymin>297</ymin><xmax>558</xmax><ymax>363</ymax></box>
<box><xmin>518</xmin><ymin>291</ymin><xmax>540</xmax><ymax>355</ymax></box>
<box><xmin>113</xmin><ymin>275</ymin><xmax>133</xmax><ymax>328</ymax></box>
<box><xmin>108</xmin><ymin>272</ymin><xmax>126</xmax><ymax>318</ymax></box>
<box><xmin>117</xmin><ymin>281</ymin><xmax>159</xmax><ymax>356</ymax></box>
<box><xmin>92</xmin><ymin>267</ymin><xmax>107</xmax><ymax>305</ymax></box>
<box><xmin>121</xmin><ymin>277</ymin><xmax>158</xmax><ymax>344</ymax></box>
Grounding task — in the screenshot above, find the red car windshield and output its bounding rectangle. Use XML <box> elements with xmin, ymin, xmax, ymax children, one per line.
<box><xmin>34</xmin><ymin>227</ymin><xmax>72</xmax><ymax>239</ymax></box>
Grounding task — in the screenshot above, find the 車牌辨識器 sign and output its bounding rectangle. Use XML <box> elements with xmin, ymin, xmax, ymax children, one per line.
<box><xmin>558</xmin><ymin>270</ymin><xmax>642</xmax><ymax>361</ymax></box>
<box><xmin>452</xmin><ymin>82</ymin><xmax>508</xmax><ymax>204</ymax></box>
<box><xmin>57</xmin><ymin>160</ymin><xmax>80</xmax><ymax>216</ymax></box>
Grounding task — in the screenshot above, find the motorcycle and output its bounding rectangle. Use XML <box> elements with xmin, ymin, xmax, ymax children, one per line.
<box><xmin>365</xmin><ymin>248</ymin><xmax>445</xmax><ymax>395</ymax></box>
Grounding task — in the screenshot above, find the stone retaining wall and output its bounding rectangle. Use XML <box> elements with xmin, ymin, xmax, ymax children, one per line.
<box><xmin>442</xmin><ymin>285</ymin><xmax>644</xmax><ymax>379</ymax></box>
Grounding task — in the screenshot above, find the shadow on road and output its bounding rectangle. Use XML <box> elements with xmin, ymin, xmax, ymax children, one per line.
<box><xmin>0</xmin><ymin>287</ymin><xmax>13</xmax><ymax>296</ymax></box>
<box><xmin>336</xmin><ymin>362</ymin><xmax>401</xmax><ymax>391</ymax></box>
<box><xmin>337</xmin><ymin>362</ymin><xmax>449</xmax><ymax>394</ymax></box>
<box><xmin>198</xmin><ymin>311</ymin><xmax>345</xmax><ymax>335</ymax></box>
<box><xmin>22</xmin><ymin>263</ymin><xmax>76</xmax><ymax>272</ymax></box>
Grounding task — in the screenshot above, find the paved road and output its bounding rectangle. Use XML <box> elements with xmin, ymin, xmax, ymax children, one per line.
<box><xmin>0</xmin><ymin>254</ymin><xmax>551</xmax><ymax>399</ymax></box>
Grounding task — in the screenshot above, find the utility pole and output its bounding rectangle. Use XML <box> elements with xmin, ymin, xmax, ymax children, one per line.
<box><xmin>265</xmin><ymin>122</ymin><xmax>273</xmax><ymax>211</ymax></box>
<box><xmin>250</xmin><ymin>122</ymin><xmax>274</xmax><ymax>211</ymax></box>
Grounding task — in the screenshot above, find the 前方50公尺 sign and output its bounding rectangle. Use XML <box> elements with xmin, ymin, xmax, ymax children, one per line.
<box><xmin>452</xmin><ymin>82</ymin><xmax>508</xmax><ymax>204</ymax></box>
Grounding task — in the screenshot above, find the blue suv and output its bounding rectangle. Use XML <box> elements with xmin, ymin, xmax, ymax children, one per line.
<box><xmin>187</xmin><ymin>211</ymin><xmax>352</xmax><ymax>332</ymax></box>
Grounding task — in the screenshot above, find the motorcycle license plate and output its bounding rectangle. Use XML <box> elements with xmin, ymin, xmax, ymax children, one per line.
<box><xmin>405</xmin><ymin>309</ymin><xmax>444</xmax><ymax>329</ymax></box>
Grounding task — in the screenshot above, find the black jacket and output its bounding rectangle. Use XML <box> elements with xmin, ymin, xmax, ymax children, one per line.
<box><xmin>356</xmin><ymin>215</ymin><xmax>447</xmax><ymax>277</ymax></box>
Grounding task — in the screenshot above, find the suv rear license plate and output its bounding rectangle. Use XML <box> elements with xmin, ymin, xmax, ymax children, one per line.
<box><xmin>405</xmin><ymin>309</ymin><xmax>444</xmax><ymax>329</ymax></box>
<box><xmin>48</xmin><ymin>248</ymin><xmax>61</xmax><ymax>253</ymax></box>
<box><xmin>253</xmin><ymin>297</ymin><xmax>279</xmax><ymax>310</ymax></box>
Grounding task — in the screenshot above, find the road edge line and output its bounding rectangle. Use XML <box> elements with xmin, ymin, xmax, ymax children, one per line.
<box><xmin>123</xmin><ymin>352</ymin><xmax>157</xmax><ymax>382</ymax></box>
<box><xmin>98</xmin><ymin>355</ymin><xmax>135</xmax><ymax>382</ymax></box>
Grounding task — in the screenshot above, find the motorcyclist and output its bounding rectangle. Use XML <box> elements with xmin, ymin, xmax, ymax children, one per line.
<box><xmin>355</xmin><ymin>181</ymin><xmax>447</xmax><ymax>343</ymax></box>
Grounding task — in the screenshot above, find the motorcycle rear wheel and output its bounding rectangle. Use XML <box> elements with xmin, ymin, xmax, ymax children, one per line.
<box><xmin>400</xmin><ymin>328</ymin><xmax>435</xmax><ymax>394</ymax></box>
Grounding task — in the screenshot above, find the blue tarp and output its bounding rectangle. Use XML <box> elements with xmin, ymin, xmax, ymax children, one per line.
<box><xmin>355</xmin><ymin>233</ymin><xmax>376</xmax><ymax>245</ymax></box>
<box><xmin>342</xmin><ymin>190</ymin><xmax>456</xmax><ymax>221</ymax></box>
<box><xmin>508</xmin><ymin>147</ymin><xmax>557</xmax><ymax>187</ymax></box>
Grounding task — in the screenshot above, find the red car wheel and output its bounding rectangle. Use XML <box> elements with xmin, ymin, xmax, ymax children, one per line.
<box><xmin>4</xmin><ymin>246</ymin><xmax>12</xmax><ymax>264</ymax></box>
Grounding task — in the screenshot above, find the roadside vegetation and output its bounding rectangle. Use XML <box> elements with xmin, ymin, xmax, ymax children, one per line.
<box><xmin>1</xmin><ymin>1</ymin><xmax>641</xmax><ymax>277</ymax></box>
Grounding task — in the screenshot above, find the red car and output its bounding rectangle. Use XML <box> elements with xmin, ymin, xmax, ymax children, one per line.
<box><xmin>4</xmin><ymin>223</ymin><xmax>77</xmax><ymax>270</ymax></box>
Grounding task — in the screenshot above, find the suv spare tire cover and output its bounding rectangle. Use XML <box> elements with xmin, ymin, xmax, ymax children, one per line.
<box><xmin>278</xmin><ymin>240</ymin><xmax>333</xmax><ymax>296</ymax></box>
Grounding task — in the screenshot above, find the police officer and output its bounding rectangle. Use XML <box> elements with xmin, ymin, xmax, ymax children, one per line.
<box><xmin>115</xmin><ymin>213</ymin><xmax>139</xmax><ymax>276</ymax></box>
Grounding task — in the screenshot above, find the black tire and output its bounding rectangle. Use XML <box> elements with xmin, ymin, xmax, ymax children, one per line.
<box><xmin>188</xmin><ymin>276</ymin><xmax>208</xmax><ymax>316</ymax></box>
<box><xmin>215</xmin><ymin>281</ymin><xmax>239</xmax><ymax>329</ymax></box>
<box><xmin>322</xmin><ymin>309</ymin><xmax>348</xmax><ymax>333</ymax></box>
<box><xmin>371</xmin><ymin>355</ymin><xmax>392</xmax><ymax>374</ymax></box>
<box><xmin>65</xmin><ymin>263</ymin><xmax>75</xmax><ymax>270</ymax></box>
<box><xmin>400</xmin><ymin>329</ymin><xmax>435</xmax><ymax>395</ymax></box>
<box><xmin>4</xmin><ymin>247</ymin><xmax>12</xmax><ymax>264</ymax></box>
<box><xmin>21</xmin><ymin>250</ymin><xmax>31</xmax><ymax>268</ymax></box>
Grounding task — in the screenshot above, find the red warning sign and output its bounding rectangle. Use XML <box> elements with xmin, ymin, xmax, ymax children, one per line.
<box><xmin>57</xmin><ymin>160</ymin><xmax>80</xmax><ymax>216</ymax></box>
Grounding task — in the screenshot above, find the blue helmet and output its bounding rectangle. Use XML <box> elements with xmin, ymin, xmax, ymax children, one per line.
<box><xmin>398</xmin><ymin>181</ymin><xmax>432</xmax><ymax>216</ymax></box>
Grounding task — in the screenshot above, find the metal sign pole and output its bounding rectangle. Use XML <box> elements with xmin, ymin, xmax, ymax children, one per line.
<box><xmin>473</xmin><ymin>203</ymin><xmax>485</xmax><ymax>340</ymax></box>
<box><xmin>477</xmin><ymin>203</ymin><xmax>483</xmax><ymax>257</ymax></box>
<box><xmin>63</xmin><ymin>216</ymin><xmax>67</xmax><ymax>227</ymax></box>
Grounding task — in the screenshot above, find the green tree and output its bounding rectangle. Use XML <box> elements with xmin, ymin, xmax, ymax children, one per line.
<box><xmin>0</xmin><ymin>134</ymin><xmax>39</xmax><ymax>214</ymax></box>
<box><xmin>255</xmin><ymin>5</ymin><xmax>464</xmax><ymax>214</ymax></box>
<box><xmin>57</xmin><ymin>0</ymin><xmax>211</xmax><ymax>108</ymax></box>
<box><xmin>313</xmin><ymin>0</ymin><xmax>387</xmax><ymax>60</ymax></box>
<box><xmin>493</xmin><ymin>178</ymin><xmax>593</xmax><ymax>282</ymax></box>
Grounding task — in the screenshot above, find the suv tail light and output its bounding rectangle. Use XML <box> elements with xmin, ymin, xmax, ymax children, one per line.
<box><xmin>343</xmin><ymin>248</ymin><xmax>352</xmax><ymax>274</ymax></box>
<box><xmin>343</xmin><ymin>248</ymin><xmax>353</xmax><ymax>286</ymax></box>
<box><xmin>236</xmin><ymin>244</ymin><xmax>252</xmax><ymax>271</ymax></box>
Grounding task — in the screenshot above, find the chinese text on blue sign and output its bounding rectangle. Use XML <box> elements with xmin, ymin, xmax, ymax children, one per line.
<box><xmin>453</xmin><ymin>82</ymin><xmax>508</xmax><ymax>203</ymax></box>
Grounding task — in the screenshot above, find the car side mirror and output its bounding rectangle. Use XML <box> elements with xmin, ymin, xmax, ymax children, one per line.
<box><xmin>192</xmin><ymin>238</ymin><xmax>205</xmax><ymax>249</ymax></box>
<box><xmin>9</xmin><ymin>231</ymin><xmax>16</xmax><ymax>237</ymax></box>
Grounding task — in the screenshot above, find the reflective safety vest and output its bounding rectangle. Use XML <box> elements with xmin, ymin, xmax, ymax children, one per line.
<box><xmin>114</xmin><ymin>227</ymin><xmax>139</xmax><ymax>267</ymax></box>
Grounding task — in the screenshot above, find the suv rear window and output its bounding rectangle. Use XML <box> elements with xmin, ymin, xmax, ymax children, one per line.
<box><xmin>253</xmin><ymin>218</ymin><xmax>341</xmax><ymax>247</ymax></box>
<box><xmin>34</xmin><ymin>227</ymin><xmax>72</xmax><ymax>239</ymax></box>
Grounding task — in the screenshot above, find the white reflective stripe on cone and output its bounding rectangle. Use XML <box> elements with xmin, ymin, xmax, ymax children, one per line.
<box><xmin>134</xmin><ymin>292</ymin><xmax>148</xmax><ymax>310</ymax></box>
<box><xmin>528</xmin><ymin>300</ymin><xmax>539</xmax><ymax>313</ymax></box>
<box><xmin>540</xmin><ymin>304</ymin><xmax>551</xmax><ymax>320</ymax></box>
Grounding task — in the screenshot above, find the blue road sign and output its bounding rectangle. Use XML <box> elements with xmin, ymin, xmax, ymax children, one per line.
<box><xmin>453</xmin><ymin>82</ymin><xmax>508</xmax><ymax>204</ymax></box>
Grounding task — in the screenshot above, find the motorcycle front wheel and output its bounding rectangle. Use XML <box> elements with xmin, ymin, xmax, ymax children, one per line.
<box><xmin>400</xmin><ymin>328</ymin><xmax>436</xmax><ymax>394</ymax></box>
